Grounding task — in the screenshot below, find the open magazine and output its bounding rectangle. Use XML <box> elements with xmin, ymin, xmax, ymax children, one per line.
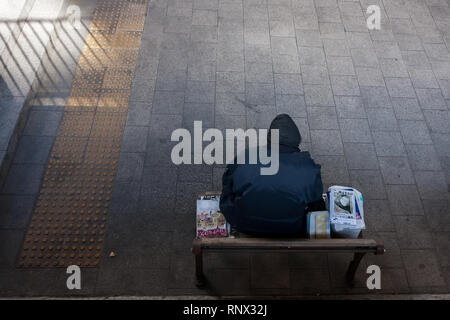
<box><xmin>196</xmin><ymin>194</ymin><xmax>230</xmax><ymax>238</ymax></box>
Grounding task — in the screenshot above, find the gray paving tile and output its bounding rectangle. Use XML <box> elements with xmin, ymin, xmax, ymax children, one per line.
<box><xmin>310</xmin><ymin>129</ymin><xmax>344</xmax><ymax>156</ymax></box>
<box><xmin>215</xmin><ymin>92</ymin><xmax>246</xmax><ymax>115</ymax></box>
<box><xmin>216</xmin><ymin>50</ymin><xmax>245</xmax><ymax>72</ymax></box>
<box><xmin>295</xmin><ymin>29</ymin><xmax>322</xmax><ymax>47</ymax></box>
<box><xmin>13</xmin><ymin>135</ymin><xmax>53</xmax><ymax>164</ymax></box>
<box><xmin>194</xmin><ymin>0</ymin><xmax>218</xmax><ymax>10</ymax></box>
<box><xmin>215</xmin><ymin>114</ymin><xmax>247</xmax><ymax>131</ymax></box>
<box><xmin>314</xmin><ymin>155</ymin><xmax>350</xmax><ymax>187</ymax></box>
<box><xmin>438</xmin><ymin>79</ymin><xmax>450</xmax><ymax>99</ymax></box>
<box><xmin>307</xmin><ymin>107</ymin><xmax>338</xmax><ymax>130</ymax></box>
<box><xmin>422</xmin><ymin>199</ymin><xmax>450</xmax><ymax>232</ymax></box>
<box><xmin>351</xmin><ymin>48</ymin><xmax>379</xmax><ymax>68</ymax></box>
<box><xmin>183</xmin><ymin>102</ymin><xmax>214</xmax><ymax>130</ymax></box>
<box><xmin>372</xmin><ymin>131</ymin><xmax>406</xmax><ymax>156</ymax></box>
<box><xmin>399</xmin><ymin>120</ymin><xmax>433</xmax><ymax>144</ymax></box>
<box><xmin>246</xmin><ymin>82</ymin><xmax>275</xmax><ymax>105</ymax></box>
<box><xmin>186</xmin><ymin>80</ymin><xmax>216</xmax><ymax>103</ymax></box>
<box><xmin>364</xmin><ymin>232</ymin><xmax>404</xmax><ymax>268</ymax></box>
<box><xmin>270</xmin><ymin>19</ymin><xmax>295</xmax><ymax>37</ymax></box>
<box><xmin>396</xmin><ymin>34</ymin><xmax>424</xmax><ymax>51</ymax></box>
<box><xmin>361</xmin><ymin>86</ymin><xmax>392</xmax><ymax>108</ymax></box>
<box><xmin>322</xmin><ymin>39</ymin><xmax>350</xmax><ymax>57</ymax></box>
<box><xmin>433</xmin><ymin>233</ymin><xmax>450</xmax><ymax>268</ymax></box>
<box><xmin>402</xmin><ymin>250</ymin><xmax>447</xmax><ymax>288</ymax></box>
<box><xmin>274</xmin><ymin>73</ymin><xmax>303</xmax><ymax>95</ymax></box>
<box><xmin>379</xmin><ymin>58</ymin><xmax>409</xmax><ymax>78</ymax></box>
<box><xmin>276</xmin><ymin>94</ymin><xmax>307</xmax><ymax>117</ymax></box>
<box><xmin>272</xmin><ymin>54</ymin><xmax>301</xmax><ymax>73</ymax></box>
<box><xmin>379</xmin><ymin>156</ymin><xmax>415</xmax><ymax>184</ymax></box>
<box><xmin>0</xmin><ymin>195</ymin><xmax>34</xmax><ymax>228</ymax></box>
<box><xmin>292</xmin><ymin>117</ymin><xmax>311</xmax><ymax>143</ymax></box>
<box><xmin>414</xmin><ymin>170</ymin><xmax>450</xmax><ymax>200</ymax></box>
<box><xmin>363</xmin><ymin>199</ymin><xmax>394</xmax><ymax>230</ymax></box>
<box><xmin>392</xmin><ymin>97</ymin><xmax>424</xmax><ymax>121</ymax></box>
<box><xmin>271</xmin><ymin>36</ymin><xmax>298</xmax><ymax>56</ymax></box>
<box><xmin>387</xmin><ymin>184</ymin><xmax>425</xmax><ymax>216</ymax></box>
<box><xmin>96</xmin><ymin>267</ymin><xmax>169</xmax><ymax>295</ymax></box>
<box><xmin>250</xmin><ymin>253</ymin><xmax>290</xmax><ymax>289</ymax></box>
<box><xmin>127</xmin><ymin>102</ymin><xmax>152</xmax><ymax>126</ymax></box>
<box><xmin>188</xmin><ymin>61</ymin><xmax>216</xmax><ymax>81</ymax></box>
<box><xmin>121</xmin><ymin>126</ymin><xmax>148</xmax><ymax>153</ymax></box>
<box><xmin>431</xmin><ymin>133</ymin><xmax>450</xmax><ymax>158</ymax></box>
<box><xmin>395</xmin><ymin>216</ymin><xmax>434</xmax><ymax>249</ymax></box>
<box><xmin>301</xmin><ymin>65</ymin><xmax>329</xmax><ymax>85</ymax></box>
<box><xmin>402</xmin><ymin>50</ymin><xmax>432</xmax><ymax>69</ymax></box>
<box><xmin>319</xmin><ymin>22</ymin><xmax>345</xmax><ymax>40</ymax></box>
<box><xmin>317</xmin><ymin>6</ymin><xmax>341</xmax><ymax>23</ymax></box>
<box><xmin>289</xmin><ymin>268</ymin><xmax>331</xmax><ymax>294</ymax></box>
<box><xmin>298</xmin><ymin>46</ymin><xmax>326</xmax><ymax>66</ymax></box>
<box><xmin>191</xmin><ymin>25</ymin><xmax>218</xmax><ymax>43</ymax></box>
<box><xmin>293</xmin><ymin>12</ymin><xmax>319</xmax><ymax>31</ymax></box>
<box><xmin>409</xmin><ymin>69</ymin><xmax>440</xmax><ymax>89</ymax></box>
<box><xmin>416</xmin><ymin>88</ymin><xmax>447</xmax><ymax>110</ymax></box>
<box><xmin>216</xmin><ymin>72</ymin><xmax>245</xmax><ymax>93</ymax></box>
<box><xmin>423</xmin><ymin>110</ymin><xmax>450</xmax><ymax>133</ymax></box>
<box><xmin>156</xmin><ymin>68</ymin><xmax>187</xmax><ymax>92</ymax></box>
<box><xmin>247</xmin><ymin>105</ymin><xmax>278</xmax><ymax>130</ymax></box>
<box><xmin>164</xmin><ymin>15</ymin><xmax>192</xmax><ymax>33</ymax></box>
<box><xmin>304</xmin><ymin>84</ymin><xmax>335</xmax><ymax>106</ymax></box>
<box><xmin>245</xmin><ymin>62</ymin><xmax>273</xmax><ymax>83</ymax></box>
<box><xmin>344</xmin><ymin>143</ymin><xmax>379</xmax><ymax>170</ymax></box>
<box><xmin>192</xmin><ymin>9</ymin><xmax>217</xmax><ymax>26</ymax></box>
<box><xmin>2</xmin><ymin>164</ymin><xmax>45</xmax><ymax>194</ymax></box>
<box><xmin>342</xmin><ymin>15</ymin><xmax>367</xmax><ymax>33</ymax></box>
<box><xmin>116</xmin><ymin>152</ymin><xmax>145</xmax><ymax>183</ymax></box>
<box><xmin>189</xmin><ymin>42</ymin><xmax>217</xmax><ymax>63</ymax></box>
<box><xmin>424</xmin><ymin>42</ymin><xmax>450</xmax><ymax>62</ymax></box>
<box><xmin>152</xmin><ymin>91</ymin><xmax>185</xmax><ymax>115</ymax></box>
<box><xmin>339</xmin><ymin>118</ymin><xmax>373</xmax><ymax>143</ymax></box>
<box><xmin>385</xmin><ymin>77</ymin><xmax>416</xmax><ymax>98</ymax></box>
<box><xmin>373</xmin><ymin>41</ymin><xmax>402</xmax><ymax>59</ymax></box>
<box><xmin>405</xmin><ymin>144</ymin><xmax>443</xmax><ymax>171</ymax></box>
<box><xmin>335</xmin><ymin>96</ymin><xmax>367</xmax><ymax>119</ymax></box>
<box><xmin>244</xmin><ymin>45</ymin><xmax>272</xmax><ymax>64</ymax></box>
<box><xmin>23</xmin><ymin>110</ymin><xmax>63</xmax><ymax>136</ymax></box>
<box><xmin>327</xmin><ymin>56</ymin><xmax>355</xmax><ymax>76</ymax></box>
<box><xmin>355</xmin><ymin>67</ymin><xmax>385</xmax><ymax>87</ymax></box>
<box><xmin>366</xmin><ymin>108</ymin><xmax>399</xmax><ymax>131</ymax></box>
<box><xmin>167</xmin><ymin>5</ymin><xmax>193</xmax><ymax>18</ymax></box>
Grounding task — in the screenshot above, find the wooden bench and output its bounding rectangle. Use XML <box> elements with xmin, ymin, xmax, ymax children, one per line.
<box><xmin>192</xmin><ymin>232</ymin><xmax>385</xmax><ymax>288</ymax></box>
<box><xmin>192</xmin><ymin>192</ymin><xmax>385</xmax><ymax>288</ymax></box>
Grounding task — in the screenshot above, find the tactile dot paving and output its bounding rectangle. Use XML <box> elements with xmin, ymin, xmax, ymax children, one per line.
<box><xmin>19</xmin><ymin>0</ymin><xmax>149</xmax><ymax>268</ymax></box>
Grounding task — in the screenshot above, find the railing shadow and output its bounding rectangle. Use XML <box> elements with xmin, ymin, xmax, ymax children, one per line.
<box><xmin>0</xmin><ymin>15</ymin><xmax>114</xmax><ymax>107</ymax></box>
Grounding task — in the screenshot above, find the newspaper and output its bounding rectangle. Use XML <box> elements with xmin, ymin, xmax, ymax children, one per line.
<box><xmin>327</xmin><ymin>186</ymin><xmax>365</xmax><ymax>238</ymax></box>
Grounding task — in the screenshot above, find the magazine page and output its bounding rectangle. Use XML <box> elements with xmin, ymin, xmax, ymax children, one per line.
<box><xmin>196</xmin><ymin>196</ymin><xmax>228</xmax><ymax>238</ymax></box>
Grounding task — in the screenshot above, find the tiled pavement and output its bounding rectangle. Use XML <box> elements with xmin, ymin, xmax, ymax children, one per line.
<box><xmin>1</xmin><ymin>0</ymin><xmax>450</xmax><ymax>297</ymax></box>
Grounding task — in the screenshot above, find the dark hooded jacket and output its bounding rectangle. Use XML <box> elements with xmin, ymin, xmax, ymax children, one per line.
<box><xmin>220</xmin><ymin>114</ymin><xmax>324</xmax><ymax>234</ymax></box>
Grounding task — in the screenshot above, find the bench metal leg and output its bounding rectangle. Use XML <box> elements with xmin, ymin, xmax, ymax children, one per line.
<box><xmin>192</xmin><ymin>238</ymin><xmax>206</xmax><ymax>288</ymax></box>
<box><xmin>194</xmin><ymin>251</ymin><xmax>206</xmax><ymax>288</ymax></box>
<box><xmin>346</xmin><ymin>252</ymin><xmax>365</xmax><ymax>287</ymax></box>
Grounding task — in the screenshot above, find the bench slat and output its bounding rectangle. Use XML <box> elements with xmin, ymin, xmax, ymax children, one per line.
<box><xmin>194</xmin><ymin>238</ymin><xmax>382</xmax><ymax>253</ymax></box>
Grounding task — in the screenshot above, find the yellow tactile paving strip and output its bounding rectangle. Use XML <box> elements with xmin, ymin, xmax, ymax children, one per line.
<box><xmin>19</xmin><ymin>0</ymin><xmax>148</xmax><ymax>268</ymax></box>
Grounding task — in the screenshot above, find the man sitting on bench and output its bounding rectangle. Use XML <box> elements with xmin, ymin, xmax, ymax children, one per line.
<box><xmin>220</xmin><ymin>114</ymin><xmax>325</xmax><ymax>236</ymax></box>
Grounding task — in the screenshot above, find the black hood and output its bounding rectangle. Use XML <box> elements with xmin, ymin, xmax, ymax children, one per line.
<box><xmin>268</xmin><ymin>114</ymin><xmax>302</xmax><ymax>150</ymax></box>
